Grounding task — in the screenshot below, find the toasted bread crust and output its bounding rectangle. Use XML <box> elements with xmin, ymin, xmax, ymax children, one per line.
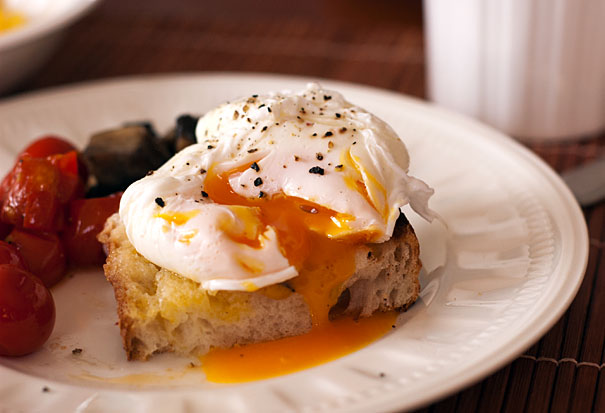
<box><xmin>99</xmin><ymin>213</ymin><xmax>421</xmax><ymax>360</ymax></box>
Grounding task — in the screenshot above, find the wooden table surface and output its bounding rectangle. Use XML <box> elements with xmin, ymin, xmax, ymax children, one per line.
<box><xmin>6</xmin><ymin>0</ymin><xmax>604</xmax><ymax>411</ymax></box>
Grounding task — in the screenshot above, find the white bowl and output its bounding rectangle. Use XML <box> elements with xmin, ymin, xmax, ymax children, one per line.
<box><xmin>0</xmin><ymin>0</ymin><xmax>99</xmax><ymax>94</ymax></box>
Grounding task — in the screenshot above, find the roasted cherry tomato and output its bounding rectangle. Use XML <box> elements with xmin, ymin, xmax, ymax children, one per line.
<box><xmin>6</xmin><ymin>229</ymin><xmax>66</xmax><ymax>288</ymax></box>
<box><xmin>20</xmin><ymin>136</ymin><xmax>88</xmax><ymax>185</ymax></box>
<box><xmin>0</xmin><ymin>221</ymin><xmax>11</xmax><ymax>240</ymax></box>
<box><xmin>1</xmin><ymin>151</ymin><xmax>83</xmax><ymax>232</ymax></box>
<box><xmin>48</xmin><ymin>151</ymin><xmax>85</xmax><ymax>201</ymax></box>
<box><xmin>19</xmin><ymin>136</ymin><xmax>77</xmax><ymax>159</ymax></box>
<box><xmin>1</xmin><ymin>157</ymin><xmax>63</xmax><ymax>231</ymax></box>
<box><xmin>0</xmin><ymin>264</ymin><xmax>55</xmax><ymax>357</ymax></box>
<box><xmin>63</xmin><ymin>194</ymin><xmax>121</xmax><ymax>266</ymax></box>
<box><xmin>0</xmin><ymin>240</ymin><xmax>28</xmax><ymax>270</ymax></box>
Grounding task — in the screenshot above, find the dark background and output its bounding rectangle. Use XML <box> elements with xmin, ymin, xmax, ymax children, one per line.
<box><xmin>14</xmin><ymin>0</ymin><xmax>426</xmax><ymax>97</ymax></box>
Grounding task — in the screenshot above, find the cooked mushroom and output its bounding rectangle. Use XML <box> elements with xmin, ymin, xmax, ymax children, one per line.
<box><xmin>83</xmin><ymin>116</ymin><xmax>200</xmax><ymax>197</ymax></box>
<box><xmin>160</xmin><ymin>114</ymin><xmax>199</xmax><ymax>154</ymax></box>
<box><xmin>83</xmin><ymin>123</ymin><xmax>171</xmax><ymax>196</ymax></box>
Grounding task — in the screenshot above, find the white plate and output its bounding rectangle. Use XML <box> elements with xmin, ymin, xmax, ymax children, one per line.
<box><xmin>0</xmin><ymin>74</ymin><xmax>588</xmax><ymax>412</ymax></box>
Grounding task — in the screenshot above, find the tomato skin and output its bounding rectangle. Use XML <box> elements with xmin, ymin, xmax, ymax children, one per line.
<box><xmin>20</xmin><ymin>136</ymin><xmax>88</xmax><ymax>186</ymax></box>
<box><xmin>0</xmin><ymin>221</ymin><xmax>12</xmax><ymax>240</ymax></box>
<box><xmin>63</xmin><ymin>194</ymin><xmax>121</xmax><ymax>266</ymax></box>
<box><xmin>0</xmin><ymin>264</ymin><xmax>55</xmax><ymax>357</ymax></box>
<box><xmin>1</xmin><ymin>158</ymin><xmax>62</xmax><ymax>231</ymax></box>
<box><xmin>0</xmin><ymin>152</ymin><xmax>84</xmax><ymax>232</ymax></box>
<box><xmin>19</xmin><ymin>136</ymin><xmax>76</xmax><ymax>159</ymax></box>
<box><xmin>6</xmin><ymin>229</ymin><xmax>66</xmax><ymax>288</ymax></box>
<box><xmin>48</xmin><ymin>151</ymin><xmax>85</xmax><ymax>202</ymax></box>
<box><xmin>0</xmin><ymin>241</ymin><xmax>28</xmax><ymax>270</ymax></box>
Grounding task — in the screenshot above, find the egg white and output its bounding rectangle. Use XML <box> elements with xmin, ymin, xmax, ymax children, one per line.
<box><xmin>120</xmin><ymin>83</ymin><xmax>434</xmax><ymax>291</ymax></box>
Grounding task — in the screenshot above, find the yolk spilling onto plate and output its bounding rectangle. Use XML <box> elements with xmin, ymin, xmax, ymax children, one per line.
<box><xmin>199</xmin><ymin>164</ymin><xmax>397</xmax><ymax>382</ymax></box>
<box><xmin>201</xmin><ymin>311</ymin><xmax>397</xmax><ymax>383</ymax></box>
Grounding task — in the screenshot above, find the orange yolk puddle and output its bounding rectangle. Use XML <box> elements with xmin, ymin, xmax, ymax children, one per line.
<box><xmin>200</xmin><ymin>163</ymin><xmax>394</xmax><ymax>382</ymax></box>
<box><xmin>201</xmin><ymin>311</ymin><xmax>397</xmax><ymax>383</ymax></box>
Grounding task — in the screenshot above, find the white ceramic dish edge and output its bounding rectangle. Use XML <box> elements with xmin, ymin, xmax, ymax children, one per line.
<box><xmin>0</xmin><ymin>73</ymin><xmax>589</xmax><ymax>412</ymax></box>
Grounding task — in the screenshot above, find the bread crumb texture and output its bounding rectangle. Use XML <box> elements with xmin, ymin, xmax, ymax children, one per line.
<box><xmin>99</xmin><ymin>213</ymin><xmax>420</xmax><ymax>360</ymax></box>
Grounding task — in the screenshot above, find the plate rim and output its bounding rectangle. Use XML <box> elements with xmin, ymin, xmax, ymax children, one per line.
<box><xmin>0</xmin><ymin>72</ymin><xmax>589</xmax><ymax>412</ymax></box>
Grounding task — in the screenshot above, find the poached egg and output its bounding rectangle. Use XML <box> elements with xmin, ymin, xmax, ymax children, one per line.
<box><xmin>119</xmin><ymin>83</ymin><xmax>433</xmax><ymax>321</ymax></box>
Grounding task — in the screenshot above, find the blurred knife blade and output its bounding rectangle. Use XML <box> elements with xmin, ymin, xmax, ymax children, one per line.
<box><xmin>562</xmin><ymin>156</ymin><xmax>605</xmax><ymax>206</ymax></box>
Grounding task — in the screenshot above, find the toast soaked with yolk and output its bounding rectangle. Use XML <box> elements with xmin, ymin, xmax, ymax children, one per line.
<box><xmin>98</xmin><ymin>213</ymin><xmax>421</xmax><ymax>361</ymax></box>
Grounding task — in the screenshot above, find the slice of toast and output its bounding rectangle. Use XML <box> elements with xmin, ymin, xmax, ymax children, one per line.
<box><xmin>98</xmin><ymin>213</ymin><xmax>421</xmax><ymax>361</ymax></box>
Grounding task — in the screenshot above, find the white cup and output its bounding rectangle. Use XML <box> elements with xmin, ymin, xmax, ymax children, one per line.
<box><xmin>424</xmin><ymin>0</ymin><xmax>605</xmax><ymax>141</ymax></box>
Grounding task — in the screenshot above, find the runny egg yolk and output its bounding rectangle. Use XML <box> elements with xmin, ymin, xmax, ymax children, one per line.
<box><xmin>0</xmin><ymin>6</ymin><xmax>25</xmax><ymax>33</ymax></box>
<box><xmin>203</xmin><ymin>164</ymin><xmax>378</xmax><ymax>326</ymax></box>
<box><xmin>200</xmin><ymin>164</ymin><xmax>397</xmax><ymax>382</ymax></box>
<box><xmin>201</xmin><ymin>310</ymin><xmax>397</xmax><ymax>383</ymax></box>
<box><xmin>155</xmin><ymin>209</ymin><xmax>200</xmax><ymax>226</ymax></box>
<box><xmin>341</xmin><ymin>149</ymin><xmax>389</xmax><ymax>220</ymax></box>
